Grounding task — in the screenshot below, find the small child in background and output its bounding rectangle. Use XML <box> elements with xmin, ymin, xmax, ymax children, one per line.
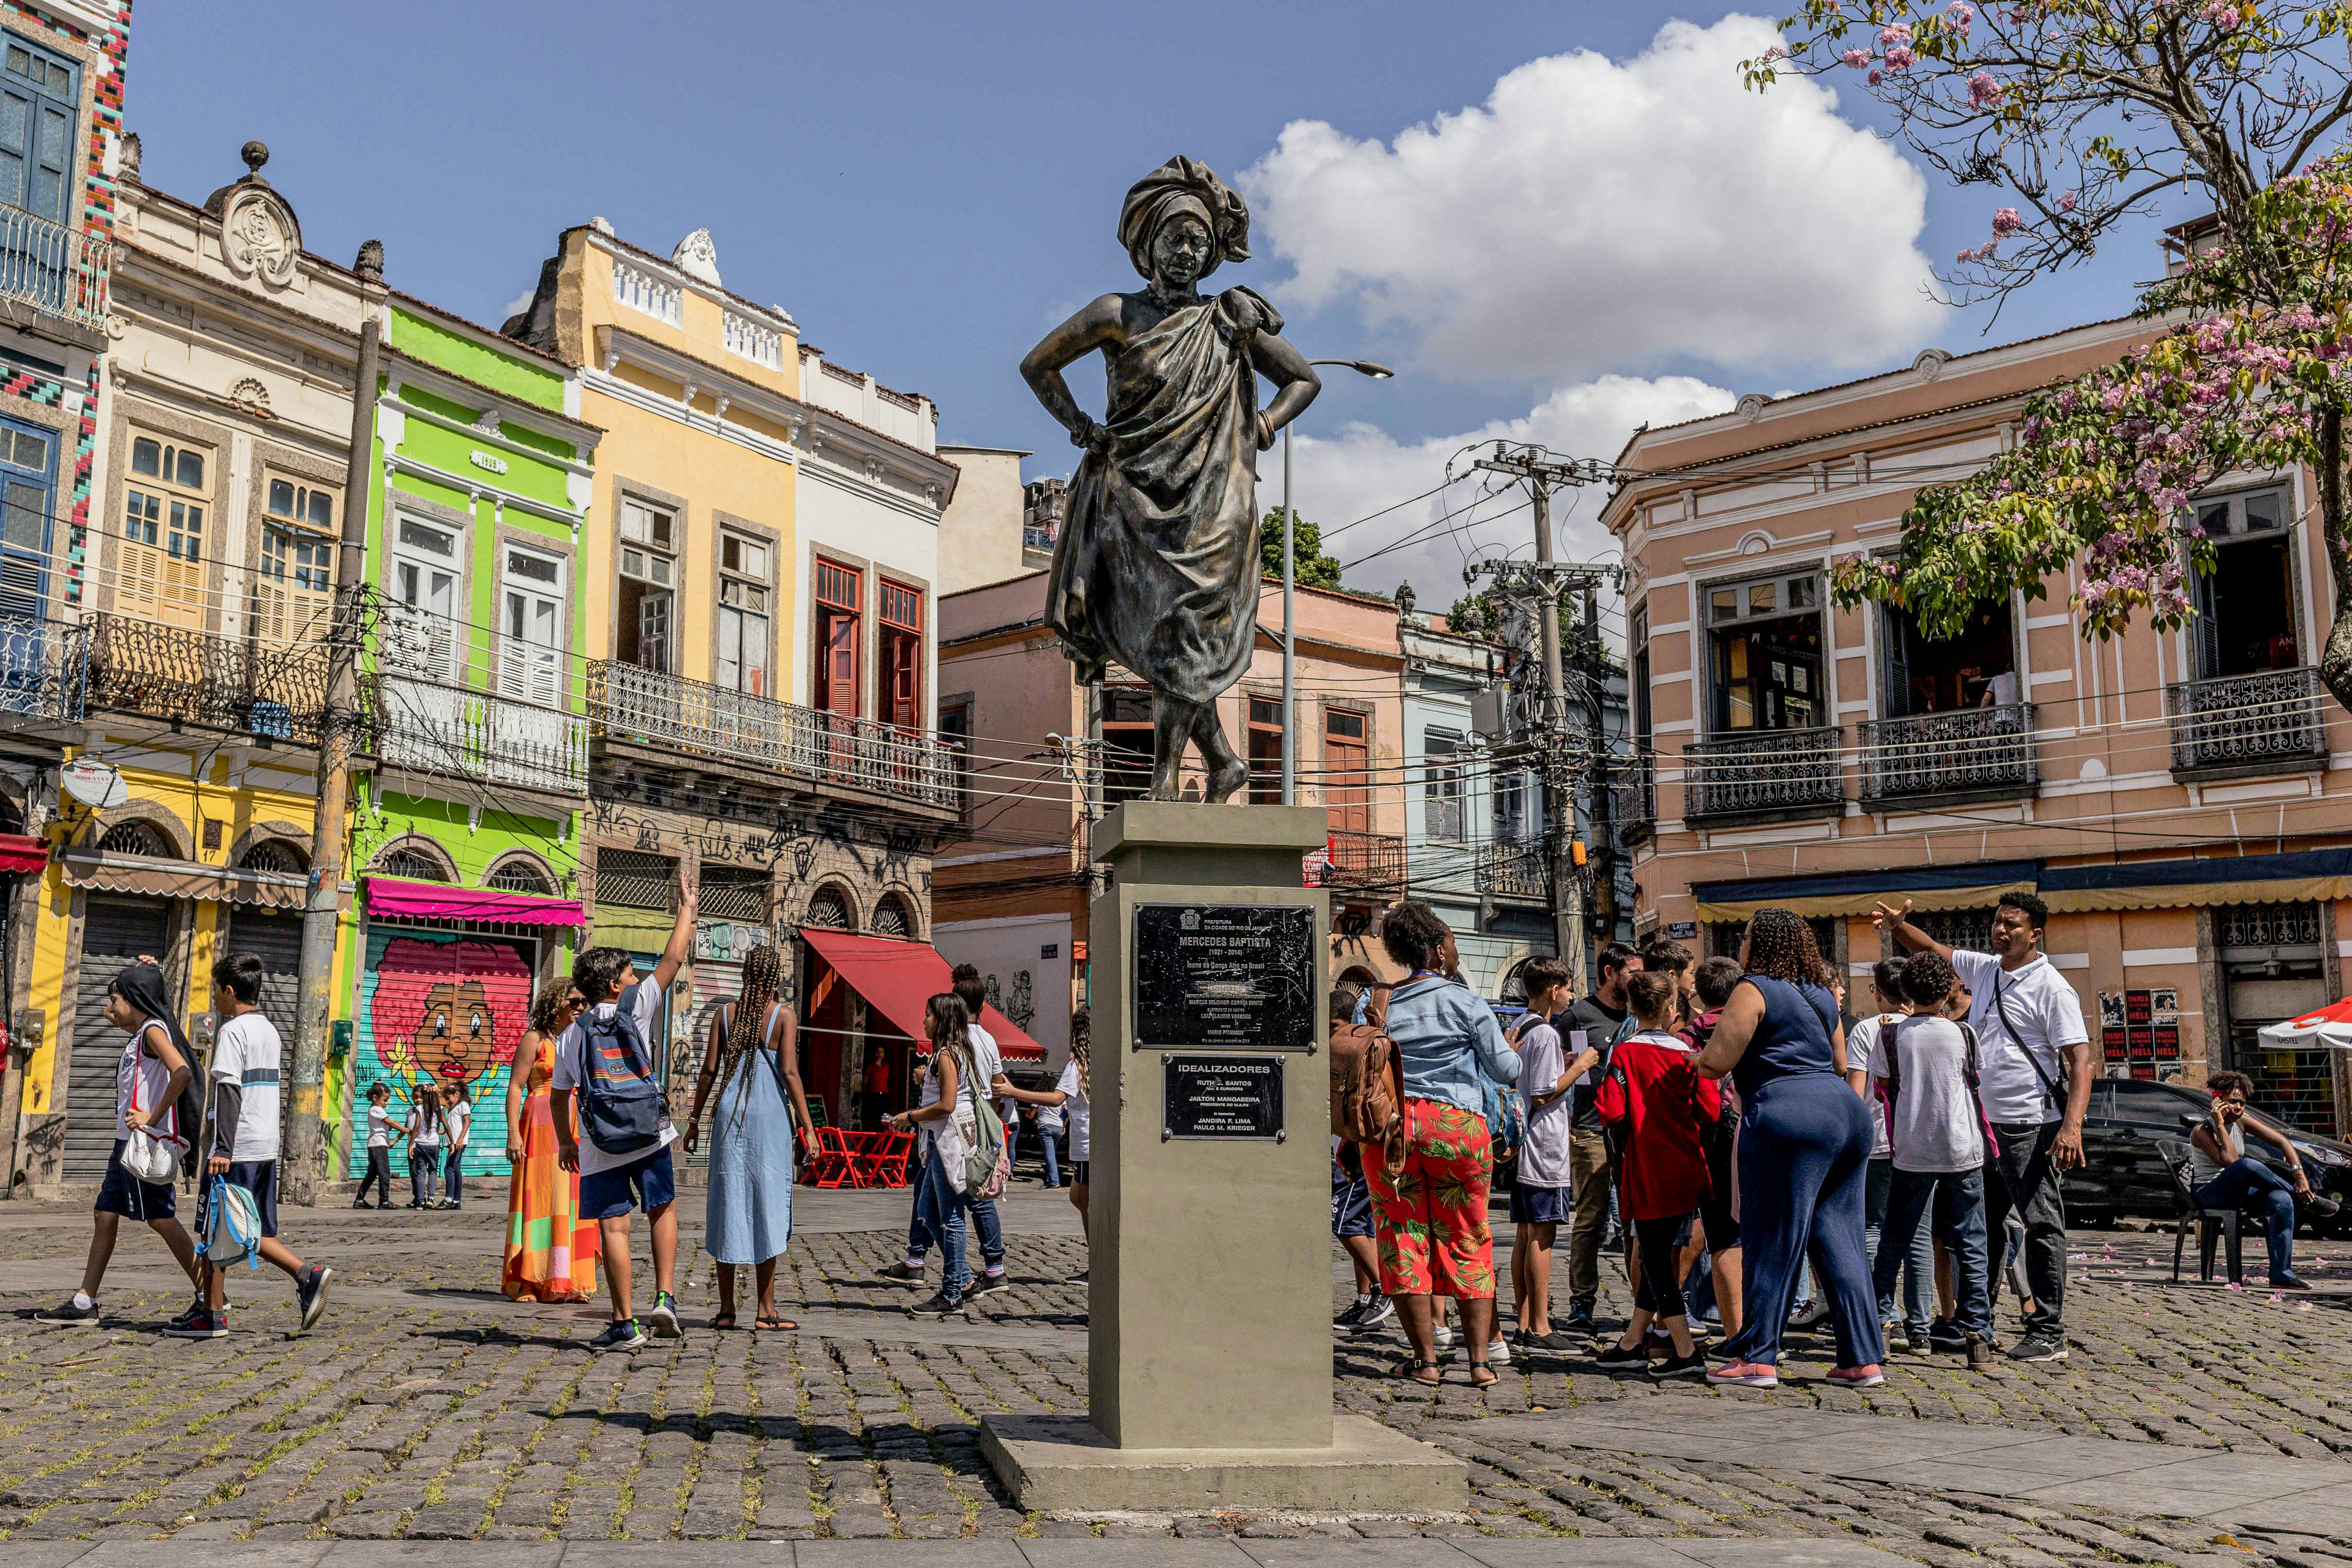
<box><xmin>1508</xmin><ymin>958</ymin><xmax>1576</xmax><ymax>1352</ymax></box>
<box><xmin>1689</xmin><ymin>956</ymin><xmax>1746</xmax><ymax>1340</ymax></box>
<box><xmin>406</xmin><ymin>1084</ymin><xmax>445</xmax><ymax>1209</ymax></box>
<box><xmin>1593</xmin><ymin>969</ymin><xmax>1720</xmax><ymax>1380</ymax></box>
<box><xmin>355</xmin><ymin>1082</ymin><xmax>398</xmax><ymax>1209</ymax></box>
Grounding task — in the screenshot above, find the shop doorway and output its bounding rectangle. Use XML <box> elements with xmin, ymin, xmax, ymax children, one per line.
<box><xmin>64</xmin><ymin>898</ymin><xmax>171</xmax><ymax>1180</ymax></box>
<box><xmin>2217</xmin><ymin>902</ymin><xmax>2335</xmax><ymax>1133</ymax></box>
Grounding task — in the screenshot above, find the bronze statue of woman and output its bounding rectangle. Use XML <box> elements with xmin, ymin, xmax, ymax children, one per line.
<box><xmin>1021</xmin><ymin>156</ymin><xmax>1320</xmax><ymax>803</ymax></box>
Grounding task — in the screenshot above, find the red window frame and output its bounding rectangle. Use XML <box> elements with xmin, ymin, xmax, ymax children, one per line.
<box><xmin>879</xmin><ymin>579</ymin><xmax>923</xmax><ymax>732</ymax></box>
<box><xmin>814</xmin><ymin>559</ymin><xmax>862</xmax><ymax>719</ymax></box>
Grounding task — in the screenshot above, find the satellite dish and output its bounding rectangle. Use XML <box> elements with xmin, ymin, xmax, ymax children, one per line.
<box><xmin>61</xmin><ymin>758</ymin><xmax>126</xmax><ymax>811</ymax></box>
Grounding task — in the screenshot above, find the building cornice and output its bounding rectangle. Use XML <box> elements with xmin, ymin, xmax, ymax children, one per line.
<box><xmin>580</xmin><ymin>226</ymin><xmax>797</xmax><ymax>336</ymax></box>
<box><xmin>381</xmin><ymin>351</ymin><xmax>601</xmax><ymax>460</ymax></box>
<box><xmin>382</xmin><ymin>449</ymin><xmax>588</xmax><ymax>534</ymax></box>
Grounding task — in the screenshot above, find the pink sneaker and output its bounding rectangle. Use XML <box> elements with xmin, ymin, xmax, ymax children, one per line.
<box><xmin>1827</xmin><ymin>1364</ymin><xmax>1885</xmax><ymax>1388</ymax></box>
<box><xmin>1706</xmin><ymin>1359</ymin><xmax>1779</xmax><ymax>1388</ymax></box>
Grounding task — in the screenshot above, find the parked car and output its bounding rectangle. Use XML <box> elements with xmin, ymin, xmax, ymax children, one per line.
<box><xmin>2065</xmin><ymin>1076</ymin><xmax>2352</xmax><ymax>1235</ymax></box>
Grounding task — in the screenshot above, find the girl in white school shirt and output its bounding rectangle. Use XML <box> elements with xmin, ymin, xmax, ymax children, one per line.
<box><xmin>998</xmin><ymin>1004</ymin><xmax>1091</xmax><ymax>1284</ymax></box>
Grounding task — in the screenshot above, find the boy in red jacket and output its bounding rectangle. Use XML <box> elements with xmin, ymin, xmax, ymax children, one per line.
<box><xmin>1593</xmin><ymin>970</ymin><xmax>1721</xmax><ymax>1379</ymax></box>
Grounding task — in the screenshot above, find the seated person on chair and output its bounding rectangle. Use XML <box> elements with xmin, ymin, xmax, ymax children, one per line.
<box><xmin>2189</xmin><ymin>1070</ymin><xmax>2339</xmax><ymax>1291</ymax></box>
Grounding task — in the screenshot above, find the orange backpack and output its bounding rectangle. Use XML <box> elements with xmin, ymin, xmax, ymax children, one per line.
<box><xmin>1329</xmin><ymin>984</ymin><xmax>1406</xmax><ymax>1176</ymax></box>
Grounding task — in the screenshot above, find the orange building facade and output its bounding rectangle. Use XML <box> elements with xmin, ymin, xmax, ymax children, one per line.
<box><xmin>1601</xmin><ymin>320</ymin><xmax>2352</xmax><ymax>1134</ymax></box>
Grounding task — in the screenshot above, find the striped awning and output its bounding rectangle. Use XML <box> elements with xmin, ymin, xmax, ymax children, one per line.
<box><xmin>60</xmin><ymin>848</ymin><xmax>308</xmax><ymax>910</ymax></box>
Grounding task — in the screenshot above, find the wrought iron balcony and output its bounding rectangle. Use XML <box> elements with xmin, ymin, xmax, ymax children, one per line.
<box><xmin>0</xmin><ymin>205</ymin><xmax>108</xmax><ymax>330</ymax></box>
<box><xmin>1612</xmin><ymin>755</ymin><xmax>1657</xmax><ymax>846</ymax></box>
<box><xmin>587</xmin><ymin>659</ymin><xmax>956</xmax><ymax>810</ymax></box>
<box><xmin>1681</xmin><ymin>727</ymin><xmax>1845</xmax><ymax>824</ymax></box>
<box><xmin>87</xmin><ymin>613</ymin><xmax>337</xmax><ymax>745</ymax></box>
<box><xmin>2164</xmin><ymin>665</ymin><xmax>2328</xmax><ymax>780</ymax></box>
<box><xmin>1475</xmin><ymin>837</ymin><xmax>1550</xmax><ymax>902</ymax></box>
<box><xmin>379</xmin><ymin>676</ymin><xmax>588</xmax><ymax>796</ymax></box>
<box><xmin>1324</xmin><ymin>827</ymin><xmax>1406</xmax><ymax>893</ymax></box>
<box><xmin>1021</xmin><ymin>523</ymin><xmax>1057</xmax><ymax>553</ymax></box>
<box><xmin>1860</xmin><ymin>703</ymin><xmax>2037</xmax><ymax>809</ymax></box>
<box><xmin>0</xmin><ymin>614</ymin><xmax>84</xmax><ymax>726</ymax></box>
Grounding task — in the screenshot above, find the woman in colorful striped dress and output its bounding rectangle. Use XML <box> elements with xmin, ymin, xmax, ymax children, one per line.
<box><xmin>502</xmin><ymin>978</ymin><xmax>598</xmax><ymax>1302</ymax></box>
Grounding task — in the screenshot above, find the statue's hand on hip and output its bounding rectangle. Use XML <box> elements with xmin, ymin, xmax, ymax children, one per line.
<box><xmin>1071</xmin><ymin>414</ymin><xmax>1113</xmax><ymax>455</ymax></box>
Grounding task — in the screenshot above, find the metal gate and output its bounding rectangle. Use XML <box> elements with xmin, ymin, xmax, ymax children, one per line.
<box><xmin>63</xmin><ymin>898</ymin><xmax>171</xmax><ymax>1179</ymax></box>
<box><xmin>346</xmin><ymin>925</ymin><xmax>536</xmax><ymax>1183</ymax></box>
<box><xmin>222</xmin><ymin>910</ymin><xmax>304</xmax><ymax>1099</ymax></box>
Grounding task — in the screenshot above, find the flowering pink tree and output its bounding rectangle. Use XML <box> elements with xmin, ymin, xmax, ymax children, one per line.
<box><xmin>1752</xmin><ymin>3</ymin><xmax>2352</xmax><ymax>714</ymax></box>
<box><xmin>1825</xmin><ymin>155</ymin><xmax>2352</xmax><ymax>711</ymax></box>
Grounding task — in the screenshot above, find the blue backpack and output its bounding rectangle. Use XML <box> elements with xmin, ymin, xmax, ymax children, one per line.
<box><xmin>578</xmin><ymin>985</ymin><xmax>665</xmax><ymax>1156</ymax></box>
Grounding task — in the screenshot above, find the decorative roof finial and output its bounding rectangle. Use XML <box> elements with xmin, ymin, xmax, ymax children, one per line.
<box><xmin>354</xmin><ymin>238</ymin><xmax>384</xmax><ymax>285</ymax></box>
<box><xmin>241</xmin><ymin>140</ymin><xmax>269</xmax><ymax>177</ymax></box>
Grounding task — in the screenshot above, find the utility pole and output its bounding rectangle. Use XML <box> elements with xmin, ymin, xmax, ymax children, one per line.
<box><xmin>283</xmin><ymin>241</ymin><xmax>385</xmax><ymax>1204</ymax></box>
<box><xmin>1577</xmin><ymin>582</ymin><xmax>1618</xmax><ymax>948</ymax></box>
<box><xmin>1470</xmin><ymin>443</ymin><xmax>1612</xmax><ymax>988</ymax></box>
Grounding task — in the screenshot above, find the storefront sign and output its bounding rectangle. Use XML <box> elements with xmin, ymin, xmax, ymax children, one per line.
<box><xmin>694</xmin><ymin>920</ymin><xmax>768</xmax><ymax>963</ymax></box>
<box><xmin>1162</xmin><ymin>1053</ymin><xmax>1283</xmax><ymax>1141</ymax></box>
<box><xmin>1132</xmin><ymin>903</ymin><xmax>1316</xmax><ymax>1051</ymax></box>
<box><xmin>1665</xmin><ymin>921</ymin><xmax>1698</xmax><ymax>940</ymax></box>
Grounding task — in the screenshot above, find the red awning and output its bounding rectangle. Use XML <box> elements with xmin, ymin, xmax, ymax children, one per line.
<box><xmin>364</xmin><ymin>875</ymin><xmax>586</xmax><ymax>928</ymax></box>
<box><xmin>0</xmin><ymin>832</ymin><xmax>47</xmax><ymax>874</ymax></box>
<box><xmin>798</xmin><ymin>927</ymin><xmax>1046</xmax><ymax>1060</ymax></box>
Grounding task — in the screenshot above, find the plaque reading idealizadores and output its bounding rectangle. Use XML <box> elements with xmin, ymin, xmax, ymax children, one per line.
<box><xmin>1132</xmin><ymin>903</ymin><xmax>1316</xmax><ymax>1051</ymax></box>
<box><xmin>1162</xmin><ymin>1053</ymin><xmax>1284</xmax><ymax>1141</ymax></box>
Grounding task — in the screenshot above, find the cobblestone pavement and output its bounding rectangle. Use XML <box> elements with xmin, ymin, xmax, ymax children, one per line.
<box><xmin>5</xmin><ymin>1185</ymin><xmax>2352</xmax><ymax>1567</ymax></box>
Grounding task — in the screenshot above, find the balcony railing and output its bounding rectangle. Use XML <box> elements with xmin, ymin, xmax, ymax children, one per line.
<box><xmin>1612</xmin><ymin>755</ymin><xmax>1656</xmax><ymax>845</ymax></box>
<box><xmin>1324</xmin><ymin>827</ymin><xmax>1405</xmax><ymax>893</ymax></box>
<box><xmin>1682</xmin><ymin>727</ymin><xmax>1844</xmax><ymax>823</ymax></box>
<box><xmin>1860</xmin><ymin>703</ymin><xmax>2037</xmax><ymax>808</ymax></box>
<box><xmin>1021</xmin><ymin>524</ymin><xmax>1057</xmax><ymax>553</ymax></box>
<box><xmin>380</xmin><ymin>676</ymin><xmax>588</xmax><ymax>796</ymax></box>
<box><xmin>0</xmin><ymin>614</ymin><xmax>84</xmax><ymax>724</ymax></box>
<box><xmin>1475</xmin><ymin>837</ymin><xmax>1550</xmax><ymax>902</ymax></box>
<box><xmin>87</xmin><ymin>613</ymin><xmax>338</xmax><ymax>745</ymax></box>
<box><xmin>587</xmin><ymin>659</ymin><xmax>956</xmax><ymax>810</ymax></box>
<box><xmin>0</xmin><ymin>205</ymin><xmax>108</xmax><ymax>330</ymax></box>
<box><xmin>2165</xmin><ymin>665</ymin><xmax>2329</xmax><ymax>779</ymax></box>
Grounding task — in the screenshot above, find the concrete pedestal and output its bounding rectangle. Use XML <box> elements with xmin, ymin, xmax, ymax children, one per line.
<box><xmin>980</xmin><ymin>801</ymin><xmax>1468</xmax><ymax>1512</ymax></box>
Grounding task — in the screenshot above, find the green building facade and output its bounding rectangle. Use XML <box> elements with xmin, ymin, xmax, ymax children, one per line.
<box><xmin>325</xmin><ymin>301</ymin><xmax>600</xmax><ymax>1183</ymax></box>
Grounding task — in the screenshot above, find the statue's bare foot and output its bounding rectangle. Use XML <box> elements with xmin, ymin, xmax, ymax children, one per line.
<box><xmin>1142</xmin><ymin>782</ymin><xmax>1185</xmax><ymax>802</ymax></box>
<box><xmin>1203</xmin><ymin>758</ymin><xmax>1248</xmax><ymax>803</ymax></box>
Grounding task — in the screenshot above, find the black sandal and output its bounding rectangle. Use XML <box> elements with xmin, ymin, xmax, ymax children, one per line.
<box><xmin>755</xmin><ymin>1315</ymin><xmax>797</xmax><ymax>1331</ymax></box>
<box><xmin>1393</xmin><ymin>1356</ymin><xmax>1441</xmax><ymax>1386</ymax></box>
<box><xmin>1469</xmin><ymin>1364</ymin><xmax>1499</xmax><ymax>1388</ymax></box>
<box><xmin>709</xmin><ymin>1312</ymin><xmax>739</xmax><ymax>1330</ymax></box>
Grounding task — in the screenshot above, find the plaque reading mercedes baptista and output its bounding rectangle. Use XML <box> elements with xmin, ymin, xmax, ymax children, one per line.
<box><xmin>1131</xmin><ymin>904</ymin><xmax>1316</xmax><ymax>1051</ymax></box>
<box><xmin>1020</xmin><ymin>156</ymin><xmax>1322</xmax><ymax>802</ymax></box>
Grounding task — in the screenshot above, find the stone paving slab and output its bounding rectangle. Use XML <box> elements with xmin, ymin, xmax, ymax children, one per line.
<box><xmin>0</xmin><ymin>1543</ymin><xmax>1923</xmax><ymax>1566</ymax></box>
<box><xmin>1485</xmin><ymin>1403</ymin><xmax>2352</xmax><ymax>1534</ymax></box>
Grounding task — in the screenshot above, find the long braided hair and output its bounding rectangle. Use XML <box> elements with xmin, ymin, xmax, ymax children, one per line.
<box><xmin>1068</xmin><ymin>1002</ymin><xmax>1090</xmax><ymax>1102</ymax></box>
<box><xmin>714</xmin><ymin>942</ymin><xmax>785</xmax><ymax>1137</ymax></box>
<box><xmin>1743</xmin><ymin>907</ymin><xmax>1833</xmax><ymax>989</ymax></box>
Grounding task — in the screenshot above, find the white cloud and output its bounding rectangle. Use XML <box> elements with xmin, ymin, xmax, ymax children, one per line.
<box><xmin>1279</xmin><ymin>374</ymin><xmax>1735</xmax><ymax>603</ymax></box>
<box><xmin>501</xmin><ymin>287</ymin><xmax>536</xmax><ymax>323</ymax></box>
<box><xmin>1241</xmin><ymin>15</ymin><xmax>1940</xmax><ymax>385</ymax></box>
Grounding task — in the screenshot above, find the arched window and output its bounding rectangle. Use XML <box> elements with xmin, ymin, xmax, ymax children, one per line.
<box><xmin>804</xmin><ymin>886</ymin><xmax>850</xmax><ymax>930</ymax></box>
<box><xmin>375</xmin><ymin>845</ymin><xmax>448</xmax><ymax>882</ymax></box>
<box><xmin>870</xmin><ymin>894</ymin><xmax>912</xmax><ymax>940</ymax></box>
<box><xmin>238</xmin><ymin>839</ymin><xmax>307</xmax><ymax>874</ymax></box>
<box><xmin>485</xmin><ymin>856</ymin><xmax>556</xmax><ymax>896</ymax></box>
<box><xmin>98</xmin><ymin>820</ymin><xmax>171</xmax><ymax>858</ymax></box>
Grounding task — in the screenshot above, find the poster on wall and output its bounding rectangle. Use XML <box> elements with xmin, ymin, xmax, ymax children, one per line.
<box><xmin>348</xmin><ymin>929</ymin><xmax>535</xmax><ymax>1181</ymax></box>
<box><xmin>2101</xmin><ymin>987</ymin><xmax>2182</xmax><ymax>1077</ymax></box>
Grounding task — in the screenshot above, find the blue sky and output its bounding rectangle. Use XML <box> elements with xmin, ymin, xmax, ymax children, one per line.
<box><xmin>123</xmin><ymin>0</ymin><xmax>2173</xmax><ymax>599</ymax></box>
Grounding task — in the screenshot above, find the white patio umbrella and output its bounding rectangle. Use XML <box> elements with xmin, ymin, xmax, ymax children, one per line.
<box><xmin>2257</xmin><ymin>996</ymin><xmax>2352</xmax><ymax>1052</ymax></box>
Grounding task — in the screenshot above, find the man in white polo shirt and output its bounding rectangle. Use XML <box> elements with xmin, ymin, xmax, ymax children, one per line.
<box><xmin>1876</xmin><ymin>890</ymin><xmax>2091</xmax><ymax>1364</ymax></box>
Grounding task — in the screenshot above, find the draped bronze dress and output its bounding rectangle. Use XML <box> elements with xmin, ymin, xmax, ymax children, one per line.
<box><xmin>1046</xmin><ymin>286</ymin><xmax>1278</xmax><ymax>704</ymax></box>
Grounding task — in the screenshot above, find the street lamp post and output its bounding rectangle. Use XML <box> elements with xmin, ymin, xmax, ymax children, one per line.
<box><xmin>1281</xmin><ymin>358</ymin><xmax>1394</xmax><ymax>809</ymax></box>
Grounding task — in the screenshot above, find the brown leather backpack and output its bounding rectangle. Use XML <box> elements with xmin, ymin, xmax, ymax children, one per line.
<box><xmin>1330</xmin><ymin>983</ymin><xmax>1406</xmax><ymax>1176</ymax></box>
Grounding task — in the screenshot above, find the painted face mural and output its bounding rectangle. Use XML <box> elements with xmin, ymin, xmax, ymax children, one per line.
<box><xmin>370</xmin><ymin>937</ymin><xmax>530</xmax><ymax>1090</ymax></box>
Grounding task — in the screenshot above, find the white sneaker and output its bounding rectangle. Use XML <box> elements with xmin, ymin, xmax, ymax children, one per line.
<box><xmin>1433</xmin><ymin>1324</ymin><xmax>1456</xmax><ymax>1355</ymax></box>
<box><xmin>1487</xmin><ymin>1337</ymin><xmax>1512</xmax><ymax>1366</ymax></box>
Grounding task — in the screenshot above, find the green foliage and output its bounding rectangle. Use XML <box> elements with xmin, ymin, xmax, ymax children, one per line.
<box><xmin>1259</xmin><ymin>508</ymin><xmax>1343</xmax><ymax>589</ymax></box>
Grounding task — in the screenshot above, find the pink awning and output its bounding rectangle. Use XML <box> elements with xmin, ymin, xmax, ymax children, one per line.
<box><xmin>364</xmin><ymin>875</ymin><xmax>585</xmax><ymax>927</ymax></box>
<box><xmin>799</xmin><ymin>927</ymin><xmax>1046</xmax><ymax>1060</ymax></box>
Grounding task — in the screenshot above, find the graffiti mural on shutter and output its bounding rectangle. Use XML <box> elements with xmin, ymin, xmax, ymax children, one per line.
<box><xmin>348</xmin><ymin>926</ymin><xmax>535</xmax><ymax>1180</ymax></box>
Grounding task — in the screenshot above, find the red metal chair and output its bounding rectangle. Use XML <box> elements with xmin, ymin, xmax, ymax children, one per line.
<box><xmin>806</xmin><ymin>1127</ymin><xmax>859</xmax><ymax>1188</ymax></box>
<box><xmin>849</xmin><ymin>1129</ymin><xmax>913</xmax><ymax>1189</ymax></box>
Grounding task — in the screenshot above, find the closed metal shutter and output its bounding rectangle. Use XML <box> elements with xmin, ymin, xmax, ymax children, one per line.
<box><xmin>64</xmin><ymin>899</ymin><xmax>171</xmax><ymax>1179</ymax></box>
<box><xmin>223</xmin><ymin>911</ymin><xmax>305</xmax><ymax>1092</ymax></box>
<box><xmin>679</xmin><ymin>957</ymin><xmax>745</xmax><ymax>1168</ymax></box>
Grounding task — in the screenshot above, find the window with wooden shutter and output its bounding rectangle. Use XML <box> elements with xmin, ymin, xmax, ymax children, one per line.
<box><xmin>880</xmin><ymin>579</ymin><xmax>921</xmax><ymax>731</ymax></box>
<box><xmin>254</xmin><ymin>474</ymin><xmax>335</xmax><ymax>648</ymax></box>
<box><xmin>120</xmin><ymin>432</ymin><xmax>210</xmax><ymax>629</ymax></box>
<box><xmin>498</xmin><ymin>545</ymin><xmax>566</xmax><ymax>709</ymax></box>
<box><xmin>1322</xmin><ymin>708</ymin><xmax>1370</xmax><ymax>834</ymax></box>
<box><xmin>616</xmin><ymin>496</ymin><xmax>676</xmax><ymax>674</ymax></box>
<box><xmin>813</xmin><ymin>560</ymin><xmax>861</xmax><ymax>719</ymax></box>
<box><xmin>0</xmin><ymin>420</ymin><xmax>50</xmax><ymax>620</ymax></box>
<box><xmin>716</xmin><ymin>529</ymin><xmax>770</xmax><ymax>696</ymax></box>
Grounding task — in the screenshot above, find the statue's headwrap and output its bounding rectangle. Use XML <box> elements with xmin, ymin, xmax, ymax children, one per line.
<box><xmin>1119</xmin><ymin>155</ymin><xmax>1252</xmax><ymax>282</ymax></box>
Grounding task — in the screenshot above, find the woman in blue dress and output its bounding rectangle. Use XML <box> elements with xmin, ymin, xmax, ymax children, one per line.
<box><xmin>681</xmin><ymin>942</ymin><xmax>814</xmax><ymax>1329</ymax></box>
<box><xmin>1695</xmin><ymin>907</ymin><xmax>1884</xmax><ymax>1389</ymax></box>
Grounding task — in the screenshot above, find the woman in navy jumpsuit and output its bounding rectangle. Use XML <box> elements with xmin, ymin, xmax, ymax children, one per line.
<box><xmin>1695</xmin><ymin>908</ymin><xmax>1885</xmax><ymax>1387</ymax></box>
